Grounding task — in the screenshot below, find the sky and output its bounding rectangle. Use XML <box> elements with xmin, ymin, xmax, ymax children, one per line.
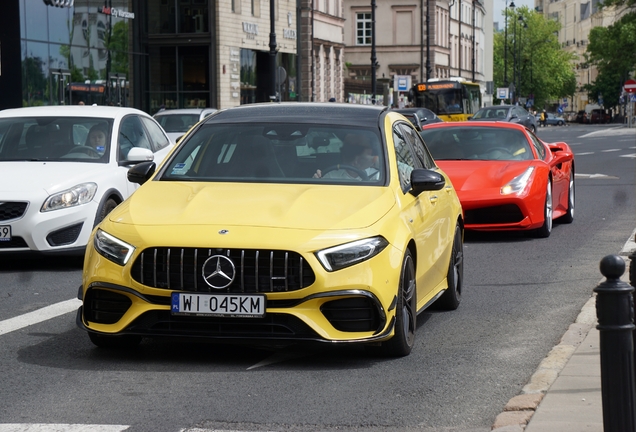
<box><xmin>493</xmin><ymin>0</ymin><xmax>535</xmax><ymax>27</ymax></box>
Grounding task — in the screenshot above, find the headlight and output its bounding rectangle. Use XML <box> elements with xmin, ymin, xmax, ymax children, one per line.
<box><xmin>501</xmin><ymin>167</ymin><xmax>535</xmax><ymax>196</ymax></box>
<box><xmin>41</xmin><ymin>182</ymin><xmax>98</xmax><ymax>212</ymax></box>
<box><xmin>315</xmin><ymin>236</ymin><xmax>389</xmax><ymax>272</ymax></box>
<box><xmin>94</xmin><ymin>229</ymin><xmax>135</xmax><ymax>266</ymax></box>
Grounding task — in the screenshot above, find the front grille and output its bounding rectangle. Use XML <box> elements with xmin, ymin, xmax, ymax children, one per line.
<box><xmin>125</xmin><ymin>310</ymin><xmax>319</xmax><ymax>340</ymax></box>
<box><xmin>84</xmin><ymin>288</ymin><xmax>132</xmax><ymax>324</ymax></box>
<box><xmin>321</xmin><ymin>297</ymin><xmax>383</xmax><ymax>332</ymax></box>
<box><xmin>0</xmin><ymin>236</ymin><xmax>28</xmax><ymax>249</ymax></box>
<box><xmin>46</xmin><ymin>222</ymin><xmax>83</xmax><ymax>246</ymax></box>
<box><xmin>0</xmin><ymin>202</ymin><xmax>28</xmax><ymax>221</ymax></box>
<box><xmin>464</xmin><ymin>204</ymin><xmax>524</xmax><ymax>225</ymax></box>
<box><xmin>131</xmin><ymin>247</ymin><xmax>316</xmax><ymax>293</ymax></box>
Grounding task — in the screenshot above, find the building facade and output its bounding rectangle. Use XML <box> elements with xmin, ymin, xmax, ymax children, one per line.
<box><xmin>535</xmin><ymin>0</ymin><xmax>630</xmax><ymax>112</ymax></box>
<box><xmin>0</xmin><ymin>0</ymin><xmax>298</xmax><ymax>113</ymax></box>
<box><xmin>342</xmin><ymin>0</ymin><xmax>490</xmax><ymax>105</ymax></box>
<box><xmin>298</xmin><ymin>0</ymin><xmax>346</xmax><ymax>102</ymax></box>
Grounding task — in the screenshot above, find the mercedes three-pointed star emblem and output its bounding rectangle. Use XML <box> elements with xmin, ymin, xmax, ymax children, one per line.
<box><xmin>201</xmin><ymin>255</ymin><xmax>236</xmax><ymax>289</ymax></box>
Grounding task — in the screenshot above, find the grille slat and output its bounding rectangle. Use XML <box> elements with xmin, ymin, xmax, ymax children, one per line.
<box><xmin>131</xmin><ymin>247</ymin><xmax>315</xmax><ymax>293</ymax></box>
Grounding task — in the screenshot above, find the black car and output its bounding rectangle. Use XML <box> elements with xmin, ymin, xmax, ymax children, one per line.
<box><xmin>393</xmin><ymin>108</ymin><xmax>443</xmax><ymax>131</ymax></box>
<box><xmin>470</xmin><ymin>105</ymin><xmax>538</xmax><ymax>132</ymax></box>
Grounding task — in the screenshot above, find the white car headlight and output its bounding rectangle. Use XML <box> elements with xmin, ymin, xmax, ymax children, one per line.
<box><xmin>94</xmin><ymin>229</ymin><xmax>136</xmax><ymax>266</ymax></box>
<box><xmin>41</xmin><ymin>182</ymin><xmax>98</xmax><ymax>212</ymax></box>
<box><xmin>315</xmin><ymin>236</ymin><xmax>389</xmax><ymax>272</ymax></box>
<box><xmin>501</xmin><ymin>167</ymin><xmax>535</xmax><ymax>196</ymax></box>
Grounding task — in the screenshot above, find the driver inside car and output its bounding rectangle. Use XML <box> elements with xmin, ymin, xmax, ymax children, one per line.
<box><xmin>313</xmin><ymin>134</ymin><xmax>379</xmax><ymax>181</ymax></box>
<box><xmin>86</xmin><ymin>124</ymin><xmax>108</xmax><ymax>156</ymax></box>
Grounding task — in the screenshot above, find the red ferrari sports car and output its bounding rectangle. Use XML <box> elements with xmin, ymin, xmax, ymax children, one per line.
<box><xmin>420</xmin><ymin>121</ymin><xmax>574</xmax><ymax>237</ymax></box>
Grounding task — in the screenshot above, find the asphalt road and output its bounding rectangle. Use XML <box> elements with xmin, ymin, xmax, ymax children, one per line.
<box><xmin>0</xmin><ymin>123</ymin><xmax>634</xmax><ymax>432</ymax></box>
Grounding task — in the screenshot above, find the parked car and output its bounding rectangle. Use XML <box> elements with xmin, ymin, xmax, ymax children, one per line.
<box><xmin>77</xmin><ymin>103</ymin><xmax>464</xmax><ymax>357</ymax></box>
<box><xmin>153</xmin><ymin>108</ymin><xmax>218</xmax><ymax>142</ymax></box>
<box><xmin>421</xmin><ymin>121</ymin><xmax>575</xmax><ymax>238</ymax></box>
<box><xmin>0</xmin><ymin>105</ymin><xmax>174</xmax><ymax>255</ymax></box>
<box><xmin>534</xmin><ymin>112</ymin><xmax>566</xmax><ymax>126</ymax></box>
<box><xmin>470</xmin><ymin>105</ymin><xmax>538</xmax><ymax>132</ymax></box>
<box><xmin>589</xmin><ymin>109</ymin><xmax>610</xmax><ymax>124</ymax></box>
<box><xmin>575</xmin><ymin>110</ymin><xmax>588</xmax><ymax>123</ymax></box>
<box><xmin>392</xmin><ymin>108</ymin><xmax>443</xmax><ymax>130</ymax></box>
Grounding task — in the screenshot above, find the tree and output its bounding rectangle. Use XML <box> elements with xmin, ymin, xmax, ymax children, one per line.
<box><xmin>493</xmin><ymin>7</ymin><xmax>577</xmax><ymax>109</ymax></box>
<box><xmin>585</xmin><ymin>12</ymin><xmax>636</xmax><ymax>107</ymax></box>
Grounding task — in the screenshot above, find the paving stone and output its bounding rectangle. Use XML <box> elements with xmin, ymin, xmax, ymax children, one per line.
<box><xmin>504</xmin><ymin>393</ymin><xmax>544</xmax><ymax>411</ymax></box>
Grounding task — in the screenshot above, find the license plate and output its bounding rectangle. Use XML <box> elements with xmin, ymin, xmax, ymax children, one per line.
<box><xmin>0</xmin><ymin>225</ymin><xmax>11</xmax><ymax>242</ymax></box>
<box><xmin>171</xmin><ymin>292</ymin><xmax>266</xmax><ymax>318</ymax></box>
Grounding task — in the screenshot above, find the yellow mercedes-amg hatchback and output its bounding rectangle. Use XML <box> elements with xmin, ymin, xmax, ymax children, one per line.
<box><xmin>77</xmin><ymin>103</ymin><xmax>464</xmax><ymax>356</ymax></box>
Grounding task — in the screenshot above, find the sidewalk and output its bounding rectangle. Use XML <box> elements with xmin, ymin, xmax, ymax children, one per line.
<box><xmin>492</xmin><ymin>233</ymin><xmax>635</xmax><ymax>432</ymax></box>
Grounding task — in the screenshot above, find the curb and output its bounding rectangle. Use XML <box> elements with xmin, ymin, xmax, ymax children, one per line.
<box><xmin>491</xmin><ymin>232</ymin><xmax>635</xmax><ymax>431</ymax></box>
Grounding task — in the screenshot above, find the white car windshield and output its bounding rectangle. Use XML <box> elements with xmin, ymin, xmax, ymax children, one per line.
<box><xmin>0</xmin><ymin>117</ymin><xmax>114</xmax><ymax>163</ymax></box>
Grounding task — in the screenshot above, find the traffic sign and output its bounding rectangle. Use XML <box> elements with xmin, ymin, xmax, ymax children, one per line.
<box><xmin>625</xmin><ymin>79</ymin><xmax>636</xmax><ymax>94</ymax></box>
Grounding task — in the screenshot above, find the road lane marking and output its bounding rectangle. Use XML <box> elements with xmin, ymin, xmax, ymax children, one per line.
<box><xmin>621</xmin><ymin>153</ymin><xmax>636</xmax><ymax>158</ymax></box>
<box><xmin>575</xmin><ymin>152</ymin><xmax>594</xmax><ymax>155</ymax></box>
<box><xmin>0</xmin><ymin>299</ymin><xmax>81</xmax><ymax>336</ymax></box>
<box><xmin>575</xmin><ymin>173</ymin><xmax>619</xmax><ymax>179</ymax></box>
<box><xmin>0</xmin><ymin>425</ymin><xmax>129</xmax><ymax>432</ymax></box>
<box><xmin>618</xmin><ymin>139</ymin><xmax>635</xmax><ymax>142</ymax></box>
<box><xmin>601</xmin><ymin>149</ymin><xmax>621</xmax><ymax>152</ymax></box>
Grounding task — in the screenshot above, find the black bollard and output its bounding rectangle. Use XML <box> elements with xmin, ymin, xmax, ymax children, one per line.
<box><xmin>595</xmin><ymin>254</ymin><xmax>636</xmax><ymax>432</ymax></box>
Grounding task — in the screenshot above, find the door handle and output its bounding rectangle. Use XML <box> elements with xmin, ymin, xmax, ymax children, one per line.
<box><xmin>430</xmin><ymin>195</ymin><xmax>438</xmax><ymax>204</ymax></box>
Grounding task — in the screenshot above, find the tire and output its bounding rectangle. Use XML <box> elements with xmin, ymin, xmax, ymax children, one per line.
<box><xmin>88</xmin><ymin>332</ymin><xmax>142</xmax><ymax>349</ymax></box>
<box><xmin>436</xmin><ymin>224</ymin><xmax>463</xmax><ymax>310</ymax></box>
<box><xmin>380</xmin><ymin>250</ymin><xmax>416</xmax><ymax>357</ymax></box>
<box><xmin>558</xmin><ymin>121</ymin><xmax>564</xmax><ymax>126</ymax></box>
<box><xmin>531</xmin><ymin>179</ymin><xmax>553</xmax><ymax>238</ymax></box>
<box><xmin>94</xmin><ymin>198</ymin><xmax>118</xmax><ymax>227</ymax></box>
<box><xmin>558</xmin><ymin>166</ymin><xmax>575</xmax><ymax>224</ymax></box>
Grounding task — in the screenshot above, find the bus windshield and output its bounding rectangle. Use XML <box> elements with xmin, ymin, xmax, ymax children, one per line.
<box><xmin>410</xmin><ymin>80</ymin><xmax>482</xmax><ymax>121</ymax></box>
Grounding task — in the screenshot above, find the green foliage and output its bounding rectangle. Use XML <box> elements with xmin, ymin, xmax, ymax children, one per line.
<box><xmin>493</xmin><ymin>7</ymin><xmax>577</xmax><ymax>108</ymax></box>
<box><xmin>22</xmin><ymin>56</ymin><xmax>47</xmax><ymax>106</ymax></box>
<box><xmin>586</xmin><ymin>12</ymin><xmax>636</xmax><ymax>107</ymax></box>
<box><xmin>107</xmin><ymin>21</ymin><xmax>130</xmax><ymax>76</ymax></box>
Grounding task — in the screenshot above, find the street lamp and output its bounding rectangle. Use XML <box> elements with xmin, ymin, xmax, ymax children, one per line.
<box><xmin>371</xmin><ymin>0</ymin><xmax>377</xmax><ymax>104</ymax></box>
<box><xmin>504</xmin><ymin>0</ymin><xmax>515</xmax><ymax>87</ymax></box>
<box><xmin>517</xmin><ymin>15</ymin><xmax>526</xmax><ymax>103</ymax></box>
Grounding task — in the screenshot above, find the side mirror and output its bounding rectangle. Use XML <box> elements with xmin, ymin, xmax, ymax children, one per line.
<box><xmin>127</xmin><ymin>161</ymin><xmax>156</xmax><ymax>185</ymax></box>
<box><xmin>410</xmin><ymin>168</ymin><xmax>446</xmax><ymax>196</ymax></box>
<box><xmin>126</xmin><ymin>147</ymin><xmax>154</xmax><ymax>162</ymax></box>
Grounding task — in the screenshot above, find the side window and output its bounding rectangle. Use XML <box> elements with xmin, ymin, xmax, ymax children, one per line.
<box><xmin>399</xmin><ymin>123</ymin><xmax>436</xmax><ymax>169</ymax></box>
<box><xmin>141</xmin><ymin>117</ymin><xmax>171</xmax><ymax>151</ymax></box>
<box><xmin>392</xmin><ymin>124</ymin><xmax>420</xmax><ymax>192</ymax></box>
<box><xmin>118</xmin><ymin>116</ymin><xmax>152</xmax><ymax>160</ymax></box>
<box><xmin>527</xmin><ymin>132</ymin><xmax>546</xmax><ymax>160</ymax></box>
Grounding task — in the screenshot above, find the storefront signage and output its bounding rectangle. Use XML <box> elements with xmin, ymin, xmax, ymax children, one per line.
<box><xmin>283</xmin><ymin>29</ymin><xmax>296</xmax><ymax>40</ymax></box>
<box><xmin>242</xmin><ymin>22</ymin><xmax>258</xmax><ymax>39</ymax></box>
<box><xmin>43</xmin><ymin>0</ymin><xmax>74</xmax><ymax>7</ymax></box>
<box><xmin>99</xmin><ymin>6</ymin><xmax>135</xmax><ymax>19</ymax></box>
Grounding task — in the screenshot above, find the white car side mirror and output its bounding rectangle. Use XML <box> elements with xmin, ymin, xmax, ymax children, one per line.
<box><xmin>126</xmin><ymin>147</ymin><xmax>154</xmax><ymax>162</ymax></box>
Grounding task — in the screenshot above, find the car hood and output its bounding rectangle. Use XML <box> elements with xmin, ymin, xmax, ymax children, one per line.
<box><xmin>0</xmin><ymin>161</ymin><xmax>112</xmax><ymax>194</ymax></box>
<box><xmin>109</xmin><ymin>181</ymin><xmax>396</xmax><ymax>230</ymax></box>
<box><xmin>436</xmin><ymin>160</ymin><xmax>535</xmax><ymax>191</ymax></box>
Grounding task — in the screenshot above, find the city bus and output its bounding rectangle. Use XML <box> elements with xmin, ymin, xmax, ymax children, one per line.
<box><xmin>409</xmin><ymin>78</ymin><xmax>482</xmax><ymax>121</ymax></box>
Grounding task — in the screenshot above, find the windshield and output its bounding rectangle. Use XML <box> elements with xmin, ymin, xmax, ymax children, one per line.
<box><xmin>472</xmin><ymin>107</ymin><xmax>510</xmax><ymax>120</ymax></box>
<box><xmin>155</xmin><ymin>113</ymin><xmax>201</xmax><ymax>133</ymax></box>
<box><xmin>0</xmin><ymin>117</ymin><xmax>113</xmax><ymax>162</ymax></box>
<box><xmin>161</xmin><ymin>124</ymin><xmax>386</xmax><ymax>185</ymax></box>
<box><xmin>416</xmin><ymin>89</ymin><xmax>463</xmax><ymax>114</ymax></box>
<box><xmin>420</xmin><ymin>127</ymin><xmax>533</xmax><ymax>161</ymax></box>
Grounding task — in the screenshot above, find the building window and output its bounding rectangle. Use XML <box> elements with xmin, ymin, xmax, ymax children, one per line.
<box><xmin>356</xmin><ymin>13</ymin><xmax>372</xmax><ymax>46</ymax></box>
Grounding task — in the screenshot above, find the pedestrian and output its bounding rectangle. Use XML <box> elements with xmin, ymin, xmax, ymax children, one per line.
<box><xmin>540</xmin><ymin>110</ymin><xmax>547</xmax><ymax>127</ymax></box>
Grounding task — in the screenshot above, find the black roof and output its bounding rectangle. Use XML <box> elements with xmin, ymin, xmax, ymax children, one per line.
<box><xmin>205</xmin><ymin>102</ymin><xmax>388</xmax><ymax>126</ymax></box>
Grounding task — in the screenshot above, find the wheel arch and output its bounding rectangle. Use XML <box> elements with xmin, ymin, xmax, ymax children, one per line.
<box><xmin>93</xmin><ymin>188</ymin><xmax>125</xmax><ymax>227</ymax></box>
